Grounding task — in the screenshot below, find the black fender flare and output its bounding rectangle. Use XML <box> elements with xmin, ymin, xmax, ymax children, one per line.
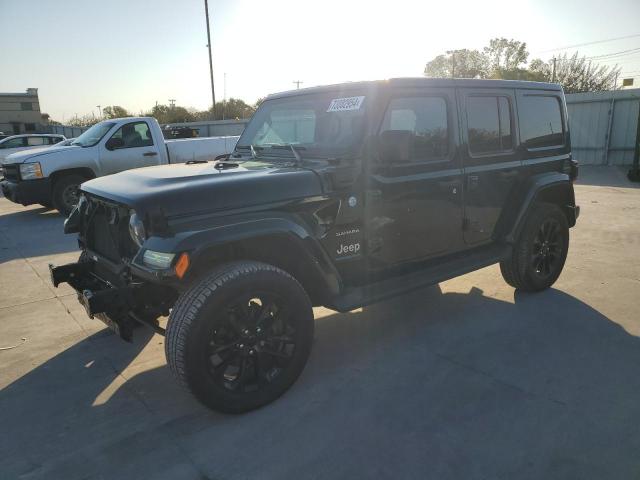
<box><xmin>143</xmin><ymin>213</ymin><xmax>342</xmax><ymax>300</ymax></box>
<box><xmin>498</xmin><ymin>172</ymin><xmax>577</xmax><ymax>244</ymax></box>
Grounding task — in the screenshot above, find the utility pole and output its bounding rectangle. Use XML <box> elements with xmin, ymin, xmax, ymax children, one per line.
<box><xmin>551</xmin><ymin>57</ymin><xmax>557</xmax><ymax>83</ymax></box>
<box><xmin>293</xmin><ymin>80</ymin><xmax>303</xmax><ymax>89</ymax></box>
<box><xmin>169</xmin><ymin>99</ymin><xmax>176</xmax><ymax>109</ymax></box>
<box><xmin>451</xmin><ymin>53</ymin><xmax>456</xmax><ymax>78</ymax></box>
<box><xmin>204</xmin><ymin>0</ymin><xmax>216</xmax><ymax>117</ymax></box>
<box><xmin>223</xmin><ymin>72</ymin><xmax>227</xmax><ymax>120</ymax></box>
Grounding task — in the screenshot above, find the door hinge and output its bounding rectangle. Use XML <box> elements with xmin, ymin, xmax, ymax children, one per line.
<box><xmin>365</xmin><ymin>189</ymin><xmax>382</xmax><ymax>203</ymax></box>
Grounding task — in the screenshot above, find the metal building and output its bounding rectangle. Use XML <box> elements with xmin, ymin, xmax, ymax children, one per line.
<box><xmin>566</xmin><ymin>89</ymin><xmax>640</xmax><ymax>165</ymax></box>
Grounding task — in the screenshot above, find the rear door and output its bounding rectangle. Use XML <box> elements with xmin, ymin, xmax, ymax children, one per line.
<box><xmin>365</xmin><ymin>87</ymin><xmax>464</xmax><ymax>271</ymax></box>
<box><xmin>99</xmin><ymin>120</ymin><xmax>159</xmax><ymax>174</ymax></box>
<box><xmin>458</xmin><ymin>88</ymin><xmax>522</xmax><ymax>245</ymax></box>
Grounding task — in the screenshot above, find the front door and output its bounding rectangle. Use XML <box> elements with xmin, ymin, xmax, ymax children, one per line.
<box><xmin>99</xmin><ymin>120</ymin><xmax>158</xmax><ymax>175</ymax></box>
<box><xmin>458</xmin><ymin>88</ymin><xmax>522</xmax><ymax>244</ymax></box>
<box><xmin>365</xmin><ymin>88</ymin><xmax>464</xmax><ymax>272</ymax></box>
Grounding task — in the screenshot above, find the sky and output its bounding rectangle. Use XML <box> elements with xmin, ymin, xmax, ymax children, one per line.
<box><xmin>1</xmin><ymin>0</ymin><xmax>639</xmax><ymax>122</ymax></box>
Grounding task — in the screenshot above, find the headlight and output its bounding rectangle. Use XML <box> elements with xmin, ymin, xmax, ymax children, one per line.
<box><xmin>19</xmin><ymin>162</ymin><xmax>43</xmax><ymax>180</ymax></box>
<box><xmin>142</xmin><ymin>250</ymin><xmax>175</xmax><ymax>269</ymax></box>
<box><xmin>128</xmin><ymin>211</ymin><xmax>146</xmax><ymax>247</ymax></box>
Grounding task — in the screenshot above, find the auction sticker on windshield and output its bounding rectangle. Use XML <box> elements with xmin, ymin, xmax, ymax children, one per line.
<box><xmin>327</xmin><ymin>96</ymin><xmax>365</xmax><ymax>112</ymax></box>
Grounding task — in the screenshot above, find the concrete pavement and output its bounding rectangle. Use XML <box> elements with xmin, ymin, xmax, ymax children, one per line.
<box><xmin>1</xmin><ymin>166</ymin><xmax>639</xmax><ymax>479</ymax></box>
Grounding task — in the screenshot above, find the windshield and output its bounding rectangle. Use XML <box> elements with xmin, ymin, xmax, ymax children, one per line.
<box><xmin>237</xmin><ymin>92</ymin><xmax>369</xmax><ymax>159</ymax></box>
<box><xmin>71</xmin><ymin>122</ymin><xmax>115</xmax><ymax>147</ymax></box>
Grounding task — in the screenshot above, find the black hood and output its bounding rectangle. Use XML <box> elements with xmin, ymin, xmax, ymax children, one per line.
<box><xmin>81</xmin><ymin>162</ymin><xmax>324</xmax><ymax>218</ymax></box>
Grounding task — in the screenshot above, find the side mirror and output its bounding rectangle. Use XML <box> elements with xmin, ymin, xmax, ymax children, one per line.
<box><xmin>105</xmin><ymin>137</ymin><xmax>124</xmax><ymax>150</ymax></box>
<box><xmin>378</xmin><ymin>130</ymin><xmax>413</xmax><ymax>164</ymax></box>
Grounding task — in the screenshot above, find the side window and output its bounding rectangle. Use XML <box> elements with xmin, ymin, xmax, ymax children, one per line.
<box><xmin>27</xmin><ymin>137</ymin><xmax>46</xmax><ymax>146</ymax></box>
<box><xmin>380</xmin><ymin>96</ymin><xmax>449</xmax><ymax>162</ymax></box>
<box><xmin>110</xmin><ymin>122</ymin><xmax>154</xmax><ymax>148</ymax></box>
<box><xmin>21</xmin><ymin>102</ymin><xmax>33</xmax><ymax>111</ymax></box>
<box><xmin>466</xmin><ymin>96</ymin><xmax>512</xmax><ymax>155</ymax></box>
<box><xmin>1</xmin><ymin>138</ymin><xmax>26</xmax><ymax>148</ymax></box>
<box><xmin>519</xmin><ymin>95</ymin><xmax>564</xmax><ymax>148</ymax></box>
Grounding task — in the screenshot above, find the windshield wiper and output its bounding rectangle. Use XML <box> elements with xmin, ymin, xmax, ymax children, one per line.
<box><xmin>266</xmin><ymin>144</ymin><xmax>305</xmax><ymax>164</ymax></box>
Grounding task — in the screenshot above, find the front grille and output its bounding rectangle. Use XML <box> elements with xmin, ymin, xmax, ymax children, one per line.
<box><xmin>2</xmin><ymin>164</ymin><xmax>19</xmax><ymax>182</ymax></box>
<box><xmin>85</xmin><ymin>198</ymin><xmax>137</xmax><ymax>263</ymax></box>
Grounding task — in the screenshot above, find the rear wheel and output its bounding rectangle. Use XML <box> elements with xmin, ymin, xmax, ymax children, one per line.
<box><xmin>500</xmin><ymin>203</ymin><xmax>569</xmax><ymax>292</ymax></box>
<box><xmin>166</xmin><ymin>261</ymin><xmax>314</xmax><ymax>413</ymax></box>
<box><xmin>52</xmin><ymin>174</ymin><xmax>85</xmax><ymax>216</ymax></box>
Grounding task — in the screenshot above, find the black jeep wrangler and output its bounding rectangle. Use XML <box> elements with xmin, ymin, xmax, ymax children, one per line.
<box><xmin>51</xmin><ymin>78</ymin><xmax>579</xmax><ymax>413</ymax></box>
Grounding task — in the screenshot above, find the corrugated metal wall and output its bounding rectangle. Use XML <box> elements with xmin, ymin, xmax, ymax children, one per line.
<box><xmin>566</xmin><ymin>89</ymin><xmax>640</xmax><ymax>165</ymax></box>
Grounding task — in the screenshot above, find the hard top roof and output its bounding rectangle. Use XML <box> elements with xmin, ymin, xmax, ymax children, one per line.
<box><xmin>268</xmin><ymin>77</ymin><xmax>562</xmax><ymax>100</ymax></box>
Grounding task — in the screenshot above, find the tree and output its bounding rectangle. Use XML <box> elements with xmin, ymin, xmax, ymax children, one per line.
<box><xmin>425</xmin><ymin>38</ymin><xmax>621</xmax><ymax>93</ymax></box>
<box><xmin>198</xmin><ymin>98</ymin><xmax>257</xmax><ymax>121</ymax></box>
<box><xmin>484</xmin><ymin>38</ymin><xmax>529</xmax><ymax>72</ymax></box>
<box><xmin>67</xmin><ymin>114</ymin><xmax>100</xmax><ymax>127</ymax></box>
<box><xmin>424</xmin><ymin>49</ymin><xmax>488</xmax><ymax>78</ymax></box>
<box><xmin>146</xmin><ymin>104</ymin><xmax>195</xmax><ymax>124</ymax></box>
<box><xmin>102</xmin><ymin>105</ymin><xmax>130</xmax><ymax>119</ymax></box>
<box><xmin>529</xmin><ymin>52</ymin><xmax>620</xmax><ymax>93</ymax></box>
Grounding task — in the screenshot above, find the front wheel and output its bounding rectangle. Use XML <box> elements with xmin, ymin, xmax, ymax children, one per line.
<box><xmin>500</xmin><ymin>203</ymin><xmax>569</xmax><ymax>292</ymax></box>
<box><xmin>165</xmin><ymin>261</ymin><xmax>314</xmax><ymax>413</ymax></box>
<box><xmin>52</xmin><ymin>174</ymin><xmax>85</xmax><ymax>216</ymax></box>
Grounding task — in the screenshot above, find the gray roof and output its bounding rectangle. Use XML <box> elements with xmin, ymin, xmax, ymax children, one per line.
<box><xmin>269</xmin><ymin>77</ymin><xmax>562</xmax><ymax>100</ymax></box>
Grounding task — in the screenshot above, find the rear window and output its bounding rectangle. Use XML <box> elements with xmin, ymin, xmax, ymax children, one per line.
<box><xmin>519</xmin><ymin>95</ymin><xmax>564</xmax><ymax>149</ymax></box>
<box><xmin>466</xmin><ymin>96</ymin><xmax>513</xmax><ymax>155</ymax></box>
<box><xmin>27</xmin><ymin>137</ymin><xmax>46</xmax><ymax>146</ymax></box>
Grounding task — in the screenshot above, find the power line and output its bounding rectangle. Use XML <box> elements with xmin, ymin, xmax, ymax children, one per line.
<box><xmin>535</xmin><ymin>33</ymin><xmax>640</xmax><ymax>54</ymax></box>
<box><xmin>586</xmin><ymin>47</ymin><xmax>640</xmax><ymax>60</ymax></box>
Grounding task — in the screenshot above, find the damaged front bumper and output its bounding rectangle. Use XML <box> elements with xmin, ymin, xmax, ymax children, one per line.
<box><xmin>49</xmin><ymin>256</ymin><xmax>168</xmax><ymax>341</ymax></box>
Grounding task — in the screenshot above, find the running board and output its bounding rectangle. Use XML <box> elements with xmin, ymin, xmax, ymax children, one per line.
<box><xmin>328</xmin><ymin>244</ymin><xmax>511</xmax><ymax>312</ymax></box>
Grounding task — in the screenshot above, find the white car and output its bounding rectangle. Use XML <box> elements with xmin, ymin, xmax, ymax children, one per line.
<box><xmin>0</xmin><ymin>134</ymin><xmax>66</xmax><ymax>162</ymax></box>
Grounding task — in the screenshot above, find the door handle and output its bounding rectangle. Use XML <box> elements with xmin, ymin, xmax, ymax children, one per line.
<box><xmin>143</xmin><ymin>152</ymin><xmax>158</xmax><ymax>157</ymax></box>
<box><xmin>436</xmin><ymin>179</ymin><xmax>460</xmax><ymax>194</ymax></box>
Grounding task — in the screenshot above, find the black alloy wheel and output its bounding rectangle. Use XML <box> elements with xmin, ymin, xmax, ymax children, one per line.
<box><xmin>206</xmin><ymin>294</ymin><xmax>297</xmax><ymax>393</ymax></box>
<box><xmin>166</xmin><ymin>261</ymin><xmax>314</xmax><ymax>413</ymax></box>
<box><xmin>530</xmin><ymin>218</ymin><xmax>562</xmax><ymax>279</ymax></box>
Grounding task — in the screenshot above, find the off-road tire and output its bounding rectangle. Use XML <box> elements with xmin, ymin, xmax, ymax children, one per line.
<box><xmin>500</xmin><ymin>202</ymin><xmax>569</xmax><ymax>292</ymax></box>
<box><xmin>166</xmin><ymin>261</ymin><xmax>314</xmax><ymax>413</ymax></box>
<box><xmin>52</xmin><ymin>174</ymin><xmax>85</xmax><ymax>216</ymax></box>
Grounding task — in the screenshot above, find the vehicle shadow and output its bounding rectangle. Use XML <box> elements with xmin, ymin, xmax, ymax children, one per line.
<box><xmin>576</xmin><ymin>165</ymin><xmax>639</xmax><ymax>189</ymax></box>
<box><xmin>1</xmin><ymin>285</ymin><xmax>640</xmax><ymax>479</ymax></box>
<box><xmin>0</xmin><ymin>205</ymin><xmax>75</xmax><ymax>264</ymax></box>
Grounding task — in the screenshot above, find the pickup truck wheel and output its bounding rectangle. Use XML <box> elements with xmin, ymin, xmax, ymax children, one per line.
<box><xmin>166</xmin><ymin>261</ymin><xmax>314</xmax><ymax>413</ymax></box>
<box><xmin>52</xmin><ymin>174</ymin><xmax>85</xmax><ymax>216</ymax></box>
<box><xmin>500</xmin><ymin>203</ymin><xmax>569</xmax><ymax>292</ymax></box>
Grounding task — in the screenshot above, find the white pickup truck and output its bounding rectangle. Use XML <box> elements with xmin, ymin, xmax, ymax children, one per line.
<box><xmin>0</xmin><ymin>117</ymin><xmax>239</xmax><ymax>214</ymax></box>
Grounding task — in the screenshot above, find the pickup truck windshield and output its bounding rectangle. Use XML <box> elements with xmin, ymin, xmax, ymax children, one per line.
<box><xmin>237</xmin><ymin>92</ymin><xmax>368</xmax><ymax>159</ymax></box>
<box><xmin>71</xmin><ymin>122</ymin><xmax>116</xmax><ymax>147</ymax></box>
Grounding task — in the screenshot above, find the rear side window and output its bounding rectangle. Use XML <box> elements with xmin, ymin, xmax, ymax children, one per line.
<box><xmin>519</xmin><ymin>95</ymin><xmax>564</xmax><ymax>148</ymax></box>
<box><xmin>26</xmin><ymin>137</ymin><xmax>46</xmax><ymax>146</ymax></box>
<box><xmin>466</xmin><ymin>96</ymin><xmax>513</xmax><ymax>155</ymax></box>
<box><xmin>380</xmin><ymin>96</ymin><xmax>449</xmax><ymax>162</ymax></box>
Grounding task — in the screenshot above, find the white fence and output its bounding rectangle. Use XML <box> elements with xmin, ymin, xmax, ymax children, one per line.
<box><xmin>566</xmin><ymin>89</ymin><xmax>640</xmax><ymax>166</ymax></box>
